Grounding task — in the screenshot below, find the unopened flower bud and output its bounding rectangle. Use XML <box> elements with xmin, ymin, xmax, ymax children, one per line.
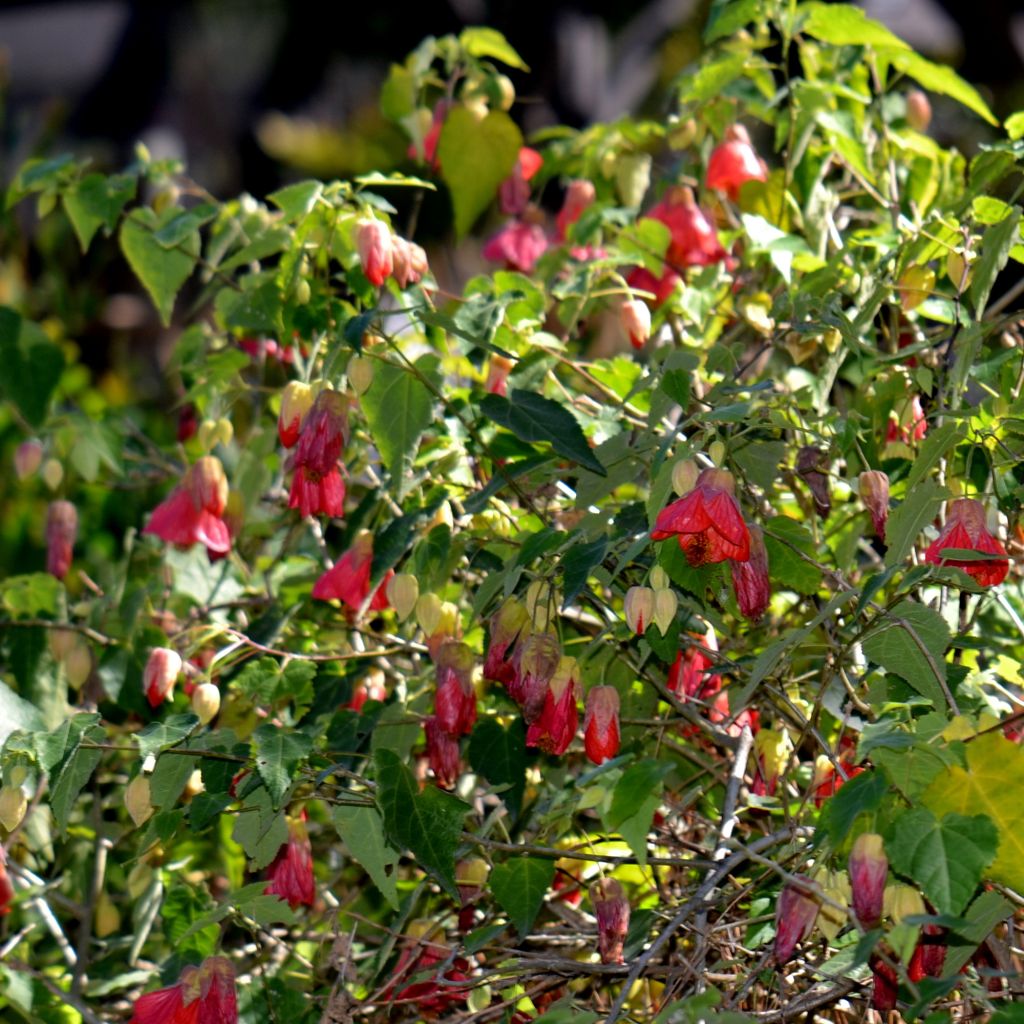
<box><xmin>615</xmin><ymin>152</ymin><xmax>652</xmax><ymax>208</ymax></box>
<box><xmin>415</xmin><ymin>593</ymin><xmax>443</xmax><ymax>636</ymax></box>
<box><xmin>348</xmin><ymin>355</ymin><xmax>374</xmax><ymax>396</ymax></box>
<box><xmin>671</xmin><ymin>459</ymin><xmax>699</xmax><ymax>496</ymax></box>
<box><xmin>494</xmin><ymin>74</ymin><xmax>515</xmax><ymax>110</ymax></box>
<box><xmin>65</xmin><ymin>639</ymin><xmax>92</xmax><ymax>689</ymax></box>
<box><xmin>649</xmin><ymin>566</ymin><xmax>669</xmax><ymax>591</ymax></box>
<box><xmin>46</xmin><ymin>500</ymin><xmax>78</xmax><ymax>580</ymax></box>
<box><xmin>356</xmin><ymin>218</ymin><xmax>393</xmax><ymax>287</ymax></box>
<box><xmin>753</xmin><ymin>728</ymin><xmax>792</xmax><ymax>796</ymax></box>
<box><xmin>278</xmin><ymin>381</ymin><xmax>315</xmax><ymax>448</ymax></box>
<box><xmin>0</xmin><ymin>785</ymin><xmax>27</xmax><ymax>831</ymax></box>
<box><xmin>431</xmin><ymin>500</ymin><xmax>454</xmax><ymax>532</ymax></box>
<box><xmin>859</xmin><ymin>470</ymin><xmax>890</xmax><ymax>541</ymax></box>
<box><xmin>485</xmin><ymin>355</ymin><xmax>514</xmax><ymax>397</ymax></box>
<box><xmin>708</xmin><ymin>440</ymin><xmax>727</xmax><ymax>468</ymax></box>
<box><xmin>387</xmin><ymin>573</ymin><xmax>419</xmax><ymax>621</ymax></box>
<box><xmin>899</xmin><ymin>265</ymin><xmax>935</xmax><ymax>313</ymax></box>
<box><xmin>143</xmin><ymin>647</ymin><xmax>182</xmax><ymax>708</ymax></box>
<box><xmin>797</xmin><ymin>446</ymin><xmax>831</xmax><ymax>517</ymax></box>
<box><xmin>49</xmin><ymin>627</ymin><xmax>77</xmax><ymax>661</ymax></box>
<box><xmin>186</xmin><ymin>455</ymin><xmax>228</xmax><ymax>516</ymax></box>
<box><xmin>191</xmin><ymin>682</ymin><xmax>221</xmax><ymax>725</ymax></box>
<box><xmin>183</xmin><ymin>769</ymin><xmax>205</xmax><ymax>798</ymax></box>
<box><xmin>906</xmin><ymin>89</ymin><xmax>932</xmax><ymax>132</ymax></box>
<box><xmin>814</xmin><ymin>869</ymin><xmax>850</xmax><ymax>941</ymax></box>
<box><xmin>584</xmin><ymin>686</ymin><xmax>621</xmax><ymax>765</ymax></box>
<box><xmin>391</xmin><ymin>237</ymin><xmax>429</xmax><ymax>289</ymax></box>
<box><xmin>94</xmin><ymin>890</ymin><xmax>120</xmax><ymax>938</ymax></box>
<box><xmin>14</xmin><ymin>440</ymin><xmax>43</xmax><ymax>480</ymax></box>
<box><xmin>775</xmin><ymin>877</ymin><xmax>819</xmax><ymax>963</ymax></box>
<box><xmin>884</xmin><ymin>883</ymin><xmax>925</xmax><ymax>925</ymax></box>
<box><xmin>125</xmin><ymin>774</ymin><xmax>154</xmax><ymax>827</ymax></box>
<box><xmin>849</xmin><ymin>832</ymin><xmax>887</xmax><ymax>928</ymax></box>
<box><xmin>620</xmin><ymin>299</ymin><xmax>651</xmax><ymax>350</ymax></box>
<box><xmin>41</xmin><ymin>458</ymin><xmax>64</xmax><ymax>491</ymax></box>
<box><xmin>198</xmin><ymin>418</ymin><xmax>232</xmax><ymax>451</ymax></box>
<box><xmin>624</xmin><ymin>586</ymin><xmax>655</xmax><ymax>635</ymax></box>
<box><xmin>524</xmin><ymin>579</ymin><xmax>557</xmax><ymax>629</ymax></box>
<box><xmin>591</xmin><ymin>877</ymin><xmax>630</xmax><ymax>964</ymax></box>
<box><xmin>652</xmin><ymin>588</ymin><xmax>677</xmax><ymax>635</ymax></box>
<box><xmin>456</xmin><ymin>857</ymin><xmax>490</xmax><ymax>904</ymax></box>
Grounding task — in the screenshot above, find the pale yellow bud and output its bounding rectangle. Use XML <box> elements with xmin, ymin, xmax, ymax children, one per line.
<box><xmin>415</xmin><ymin>593</ymin><xmax>443</xmax><ymax>636</ymax></box>
<box><xmin>49</xmin><ymin>627</ymin><xmax>77</xmax><ymax>661</ymax></box>
<box><xmin>387</xmin><ymin>573</ymin><xmax>419</xmax><ymax>621</ymax></box>
<box><xmin>41</xmin><ymin>458</ymin><xmax>64</xmax><ymax>492</ymax></box>
<box><xmin>430</xmin><ymin>501</ymin><xmax>455</xmax><ymax>532</ymax></box>
<box><xmin>0</xmin><ymin>785</ymin><xmax>27</xmax><ymax>831</ymax></box>
<box><xmin>65</xmin><ymin>640</ymin><xmax>92</xmax><ymax>689</ymax></box>
<box><xmin>649</xmin><ymin>566</ymin><xmax>670</xmax><ymax>591</ymax></box>
<box><xmin>348</xmin><ymin>355</ymin><xmax>375</xmax><ymax>396</ymax></box>
<box><xmin>814</xmin><ymin>869</ymin><xmax>850</xmax><ymax>941</ymax></box>
<box><xmin>125</xmin><ymin>775</ymin><xmax>154</xmax><ymax>827</ymax></box>
<box><xmin>624</xmin><ymin>586</ymin><xmax>655</xmax><ymax>635</ymax></box>
<box><xmin>94</xmin><ymin>890</ymin><xmax>120</xmax><ymax>938</ymax></box>
<box><xmin>652</xmin><ymin>588</ymin><xmax>678</xmax><ymax>635</ymax></box>
<box><xmin>671</xmin><ymin>459</ymin><xmax>699</xmax><ymax>496</ymax></box>
<box><xmin>884</xmin><ymin>883</ymin><xmax>925</xmax><ymax>925</ymax></box>
<box><xmin>494</xmin><ymin>74</ymin><xmax>515</xmax><ymax>111</ymax></box>
<box><xmin>708</xmin><ymin>440</ymin><xmax>726</xmax><ymax>467</ymax></box>
<box><xmin>191</xmin><ymin>682</ymin><xmax>221</xmax><ymax>725</ymax></box>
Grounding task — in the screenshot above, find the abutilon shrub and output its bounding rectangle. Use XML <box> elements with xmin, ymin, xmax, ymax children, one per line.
<box><xmin>2</xmin><ymin>7</ymin><xmax>1024</xmax><ymax>1022</ymax></box>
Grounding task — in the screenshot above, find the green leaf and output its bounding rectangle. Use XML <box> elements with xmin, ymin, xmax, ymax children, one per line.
<box><xmin>0</xmin><ymin>307</ymin><xmax>66</xmax><ymax>427</ymax></box>
<box><xmin>942</xmin><ymin>890</ymin><xmax>1013</xmax><ymax>976</ymax></box>
<box><xmin>438</xmin><ymin>108</ymin><xmax>522</xmax><ymax>237</ymax></box>
<box><xmin>458</xmin><ymin>27</ymin><xmax>529</xmax><ymax>70</ymax></box>
<box><xmin>380</xmin><ymin>64</ymin><xmax>416</xmax><ymax>121</ymax></box>
<box><xmin>0</xmin><ymin>678</ymin><xmax>45</xmax><ymax>749</ymax></box>
<box><xmin>762</xmin><ymin>516</ymin><xmax>822</xmax><ymax>595</ymax></box>
<box><xmin>885</xmin><ymin>808</ymin><xmax>997</xmax><ymax>916</ymax></box>
<box><xmin>0</xmin><ymin>573</ymin><xmax>62</xmax><ymax>619</ymax></box>
<box><xmin>874</xmin><ymin>744</ymin><xmax>950</xmax><ymax>801</ymax></box>
<box><xmin>375</xmin><ymin>748</ymin><xmax>469</xmax><ymax>898</ymax></box>
<box><xmin>148</xmin><ymin>749</ymin><xmax>196</xmax><ymax>809</ymax></box>
<box><xmin>119</xmin><ymin>207</ymin><xmax>200</xmax><ymax>325</ymax></box>
<box><xmin>800</xmin><ymin>3</ymin><xmax>909</xmax><ymax>50</ymax></box>
<box><xmin>968</xmin><ymin>206</ymin><xmax>1021</xmax><ymax>314</ymax></box>
<box><xmin>467</xmin><ymin>717</ymin><xmax>526</xmax><ymax>817</ymax></box>
<box><xmin>62</xmin><ymin>172</ymin><xmax>136</xmax><ymax>251</ymax></box>
<box><xmin>604</xmin><ymin>759</ymin><xmax>671</xmax><ymax>867</ymax></box>
<box><xmin>884</xmin><ymin>478</ymin><xmax>947</xmax><ymax>567</ymax></box>
<box><xmin>267</xmin><ymin>180</ymin><xmax>323</xmax><ymax>219</ymax></box>
<box><xmin>863</xmin><ymin>600</ymin><xmax>950</xmax><ymax>708</ymax></box>
<box><xmin>819</xmin><ymin>769</ymin><xmax>889</xmax><ymax>843</ymax></box>
<box><xmin>704</xmin><ymin>0</ymin><xmax>761</xmax><ymax>43</ymax></box>
<box><xmin>481</xmin><ymin>389</ymin><xmax>605</xmax><ymax>476</ymax></box>
<box><xmin>560</xmin><ymin>536</ymin><xmax>608</xmax><ymax>609</ymax></box>
<box><xmin>232</xmin><ymin>785</ymin><xmax>289</xmax><ymax>869</ymax></box>
<box><xmin>135</xmin><ymin>714</ymin><xmax>198</xmax><ymax>760</ymax></box>
<box><xmin>1005</xmin><ymin>112</ymin><xmax>1024</xmax><ymax>141</ymax></box>
<box><xmin>152</xmin><ymin>204</ymin><xmax>218</xmax><ymax>247</ymax></box>
<box><xmin>360</xmin><ymin>359</ymin><xmax>434</xmax><ymax>491</ymax></box>
<box><xmin>49</xmin><ymin>724</ymin><xmax>104</xmax><ymax>833</ymax></box>
<box><xmin>489</xmin><ymin>858</ymin><xmax>554</xmax><ymax>936</ymax></box>
<box><xmin>253</xmin><ymin>725</ymin><xmax>312</xmax><ymax>806</ymax></box>
<box><xmin>887</xmin><ymin>50</ymin><xmax>997</xmax><ymax>126</ymax></box>
<box><xmin>905</xmin><ymin>423</ymin><xmax>968</xmax><ymax>490</ymax></box>
<box><xmin>332</xmin><ymin>804</ymin><xmax>400</xmax><ymax>909</ymax></box>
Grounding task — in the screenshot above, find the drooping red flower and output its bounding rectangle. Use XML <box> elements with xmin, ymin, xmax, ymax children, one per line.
<box><xmin>435</xmin><ymin>641</ymin><xmax>477</xmax><ymax>736</ymax></box>
<box><xmin>705</xmin><ymin>124</ymin><xmax>768</xmax><ymax>201</ymax></box>
<box><xmin>288</xmin><ymin>390</ymin><xmax>348</xmax><ymax>518</ymax></box>
<box><xmin>556</xmin><ymin>179</ymin><xmax>596</xmax><ymax>241</ymax></box>
<box><xmin>130</xmin><ymin>956</ymin><xmax>238</xmax><ymax>1024</ymax></box>
<box><xmin>382</xmin><ymin>922</ymin><xmax>471</xmax><ymax>1015</ymax></box>
<box><xmin>526</xmin><ymin>656</ymin><xmax>580</xmax><ymax>755</ymax></box>
<box><xmin>729</xmin><ymin>523</ymin><xmax>770</xmax><ymax>620</ymax></box>
<box><xmin>144</xmin><ymin>647</ymin><xmax>183</xmax><ymax>708</ymax></box>
<box><xmin>849</xmin><ymin>833</ymin><xmax>887</xmax><ymax>929</ymax></box>
<box><xmin>46</xmin><ymin>500</ymin><xmax>78</xmax><ymax>580</ymax></box>
<box><xmin>499</xmin><ymin>147</ymin><xmax>544</xmax><ymax>215</ymax></box>
<box><xmin>483</xmin><ymin>596</ymin><xmax>530</xmax><ymax>686</ymax></box>
<box><xmin>509</xmin><ymin>630</ymin><xmax>562</xmax><ymax>722</ymax></box>
<box><xmin>311</xmin><ymin>530</ymin><xmax>392</xmax><ymax>613</ymax></box>
<box><xmin>144</xmin><ymin>456</ymin><xmax>232</xmax><ymax>557</ymax></box>
<box><xmin>774</xmin><ymin>876</ymin><xmax>819</xmax><ymax>964</ymax></box>
<box><xmin>424</xmin><ymin>716</ymin><xmax>462</xmax><ymax>788</ymax></box>
<box><xmin>626</xmin><ymin>265</ymin><xmax>681</xmax><ymax>308</ymax></box>
<box><xmin>886</xmin><ymin>394</ymin><xmax>927</xmax><ymax>444</ymax></box>
<box><xmin>278</xmin><ymin>381</ymin><xmax>314</xmax><ymax>449</ymax></box>
<box><xmin>667</xmin><ymin>631</ymin><xmax>721</xmax><ymax>701</ymax></box>
<box><xmin>583</xmin><ymin>686</ymin><xmax>620</xmax><ymax>765</ymax></box>
<box><xmin>0</xmin><ymin>847</ymin><xmax>14</xmax><ymax>916</ymax></box>
<box><xmin>811</xmin><ymin>755</ymin><xmax>865</xmax><ymax>807</ymax></box>
<box><xmin>391</xmin><ymin>237</ymin><xmax>429</xmax><ymax>289</ymax></box>
<box><xmin>483</xmin><ymin>218</ymin><xmax>549</xmax><ymax>273</ymax></box>
<box><xmin>652</xmin><ymin>467</ymin><xmax>750</xmax><ymax>566</ymax></box>
<box><xmin>485</xmin><ymin>355</ymin><xmax>515</xmax><ymax>397</ymax></box>
<box><xmin>908</xmin><ymin>924</ymin><xmax>947</xmax><ymax>982</ymax></box>
<box><xmin>859</xmin><ymin>470</ymin><xmax>890</xmax><ymax>541</ymax></box>
<box><xmin>356</xmin><ymin>218</ymin><xmax>393</xmax><ymax>286</ymax></box>
<box><xmin>646</xmin><ymin>186</ymin><xmax>727</xmax><ymax>268</ymax></box>
<box><xmin>924</xmin><ymin>497</ymin><xmax>1008</xmax><ymax>587</ymax></box>
<box><xmin>869</xmin><ymin>953</ymin><xmax>899</xmax><ymax>1012</ymax></box>
<box><xmin>265</xmin><ymin>813</ymin><xmax>315</xmax><ymax>909</ymax></box>
<box><xmin>591</xmin><ymin>877</ymin><xmax>630</xmax><ymax>965</ymax></box>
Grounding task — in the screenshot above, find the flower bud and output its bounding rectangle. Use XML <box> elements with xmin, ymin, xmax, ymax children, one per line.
<box><xmin>796</xmin><ymin>446</ymin><xmax>831</xmax><ymax>517</ymax></box>
<box><xmin>348</xmin><ymin>355</ymin><xmax>375</xmax><ymax>396</ymax></box>
<box><xmin>524</xmin><ymin>579</ymin><xmax>554</xmax><ymax>626</ymax></box>
<box><xmin>456</xmin><ymin>857</ymin><xmax>490</xmax><ymax>904</ymax></box>
<box><xmin>615</xmin><ymin>152</ymin><xmax>652</xmax><ymax>208</ymax></box>
<box><xmin>41</xmin><ymin>458</ymin><xmax>64</xmax><ymax>491</ymax></box>
<box><xmin>191</xmin><ymin>682</ymin><xmax>221</xmax><ymax>725</ymax></box>
<box><xmin>46</xmin><ymin>500</ymin><xmax>78</xmax><ymax>580</ymax></box>
<box><xmin>814</xmin><ymin>870</ymin><xmax>850</xmax><ymax>941</ymax></box>
<box><xmin>652</xmin><ymin>587</ymin><xmax>677</xmax><ymax>635</ymax></box>
<box><xmin>391</xmin><ymin>237</ymin><xmax>429</xmax><ymax>289</ymax></box>
<box><xmin>485</xmin><ymin>355</ymin><xmax>514</xmax><ymax>397</ymax></box>
<box><xmin>144</xmin><ymin>647</ymin><xmax>183</xmax><ymax>708</ymax></box>
<box><xmin>584</xmin><ymin>686</ymin><xmax>621</xmax><ymax>765</ymax></box>
<box><xmin>620</xmin><ymin>299</ymin><xmax>651</xmax><ymax>350</ymax></box>
<box><xmin>198</xmin><ymin>418</ymin><xmax>233</xmax><ymax>451</ymax></box>
<box><xmin>424</xmin><ymin>716</ymin><xmax>461</xmax><ymax>788</ymax></box>
<box><xmin>671</xmin><ymin>459</ymin><xmax>699</xmax><ymax>496</ymax></box>
<box><xmin>435</xmin><ymin>641</ymin><xmax>477</xmax><ymax>736</ymax></box>
<box><xmin>387</xmin><ymin>573</ymin><xmax>419</xmax><ymax>621</ymax></box>
<box><xmin>356</xmin><ymin>218</ymin><xmax>393</xmax><ymax>287</ymax></box>
<box><xmin>14</xmin><ymin>439</ymin><xmax>43</xmax><ymax>480</ymax></box>
<box><xmin>186</xmin><ymin>456</ymin><xmax>228</xmax><ymax>516</ymax></box>
<box><xmin>125</xmin><ymin>774</ymin><xmax>154</xmax><ymax>827</ymax></box>
<box><xmin>415</xmin><ymin>593</ymin><xmax>443</xmax><ymax>636</ymax></box>
<box><xmin>494</xmin><ymin>74</ymin><xmax>515</xmax><ymax>111</ymax></box>
<box><xmin>849</xmin><ymin>832</ymin><xmax>887</xmax><ymax>928</ymax></box>
<box><xmin>774</xmin><ymin>877</ymin><xmax>819</xmax><ymax>964</ymax></box>
<box><xmin>65</xmin><ymin>639</ymin><xmax>92</xmax><ymax>689</ymax></box>
<box><xmin>94</xmin><ymin>890</ymin><xmax>120</xmax><ymax>938</ymax></box>
<box><xmin>884</xmin><ymin>883</ymin><xmax>925</xmax><ymax>925</ymax></box>
<box><xmin>49</xmin><ymin>627</ymin><xmax>77</xmax><ymax>661</ymax></box>
<box><xmin>624</xmin><ymin>586</ymin><xmax>655</xmax><ymax>635</ymax></box>
<box><xmin>183</xmin><ymin>769</ymin><xmax>205</xmax><ymax>798</ymax></box>
<box><xmin>591</xmin><ymin>877</ymin><xmax>630</xmax><ymax>964</ymax></box>
<box><xmin>906</xmin><ymin>89</ymin><xmax>932</xmax><ymax>132</ymax></box>
<box><xmin>752</xmin><ymin>728</ymin><xmax>792</xmax><ymax>796</ymax></box>
<box><xmin>278</xmin><ymin>381</ymin><xmax>315</xmax><ymax>448</ymax></box>
<box><xmin>0</xmin><ymin>785</ymin><xmax>27</xmax><ymax>831</ymax></box>
<box><xmin>859</xmin><ymin>470</ymin><xmax>890</xmax><ymax>541</ymax></box>
<box><xmin>649</xmin><ymin>566</ymin><xmax>669</xmax><ymax>591</ymax></box>
<box><xmin>730</xmin><ymin>523</ymin><xmax>770</xmax><ymax>621</ymax></box>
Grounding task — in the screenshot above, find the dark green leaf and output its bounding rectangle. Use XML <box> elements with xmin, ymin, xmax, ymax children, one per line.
<box><xmin>148</xmin><ymin>749</ymin><xmax>197</xmax><ymax>809</ymax></box>
<box><xmin>560</xmin><ymin>536</ymin><xmax>608</xmax><ymax>609</ymax></box>
<box><xmin>136</xmin><ymin>714</ymin><xmax>198</xmax><ymax>760</ymax></box>
<box><xmin>605</xmin><ymin>759</ymin><xmax>671</xmax><ymax>867</ymax></box>
<box><xmin>969</xmin><ymin>206</ymin><xmax>1022</xmax><ymax>314</ymax></box>
<box><xmin>905</xmin><ymin>423</ymin><xmax>968</xmax><ymax>490</ymax></box>
<box><xmin>489</xmin><ymin>858</ymin><xmax>554</xmax><ymax>936</ymax></box>
<box><xmin>253</xmin><ymin>725</ymin><xmax>312</xmax><ymax>806</ymax></box>
<box><xmin>119</xmin><ymin>207</ymin><xmax>200</xmax><ymax>325</ymax></box>
<box><xmin>232</xmin><ymin>785</ymin><xmax>289</xmax><ymax>869</ymax></box>
<box><xmin>0</xmin><ymin>308</ymin><xmax>66</xmax><ymax>427</ymax></box>
<box><xmin>62</xmin><ymin>172</ymin><xmax>136</xmax><ymax>251</ymax></box>
<box><xmin>863</xmin><ymin>600</ymin><xmax>950</xmax><ymax>708</ymax></box>
<box><xmin>468</xmin><ymin>718</ymin><xmax>526</xmax><ymax>817</ymax></box>
<box><xmin>762</xmin><ymin>516</ymin><xmax>822</xmax><ymax>595</ymax></box>
<box><xmin>481</xmin><ymin>390</ymin><xmax>605</xmax><ymax>476</ymax></box>
<box><xmin>332</xmin><ymin>804</ymin><xmax>401</xmax><ymax>909</ymax></box>
<box><xmin>884</xmin><ymin>478</ymin><xmax>947</xmax><ymax>568</ymax></box>
<box><xmin>49</xmin><ymin>724</ymin><xmax>104</xmax><ymax>833</ymax></box>
<box><xmin>819</xmin><ymin>769</ymin><xmax>888</xmax><ymax>843</ymax></box>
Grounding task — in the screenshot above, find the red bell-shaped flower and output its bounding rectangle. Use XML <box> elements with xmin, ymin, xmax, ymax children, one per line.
<box><xmin>483</xmin><ymin>596</ymin><xmax>530</xmax><ymax>685</ymax></box>
<box><xmin>774</xmin><ymin>876</ymin><xmax>819</xmax><ymax>964</ymax></box>
<box><xmin>434</xmin><ymin>641</ymin><xmax>477</xmax><ymax>737</ymax></box>
<box><xmin>705</xmin><ymin>124</ymin><xmax>768</xmax><ymax>201</ymax></box>
<box><xmin>646</xmin><ymin>186</ymin><xmax>727</xmax><ymax>268</ymax></box>
<box><xmin>265</xmin><ymin>813</ymin><xmax>315</xmax><ymax>910</ymax></box>
<box><xmin>129</xmin><ymin>956</ymin><xmax>238</xmax><ymax>1024</ymax></box>
<box><xmin>424</xmin><ymin>716</ymin><xmax>462</xmax><ymax>789</ymax></box>
<box><xmin>924</xmin><ymin>497</ymin><xmax>1009</xmax><ymax>587</ymax></box>
<box><xmin>144</xmin><ymin>457</ymin><xmax>232</xmax><ymax>557</ymax></box>
<box><xmin>0</xmin><ymin>848</ymin><xmax>13</xmax><ymax>917</ymax></box>
<box><xmin>525</xmin><ymin>656</ymin><xmax>580</xmax><ymax>755</ymax></box>
<box><xmin>591</xmin><ymin>877</ymin><xmax>630</xmax><ymax>964</ymax></box>
<box><xmin>583</xmin><ymin>686</ymin><xmax>621</xmax><ymax>765</ymax></box>
<box><xmin>356</xmin><ymin>218</ymin><xmax>393</xmax><ymax>286</ymax></box>
<box><xmin>483</xmin><ymin>217</ymin><xmax>549</xmax><ymax>273</ymax></box>
<box><xmin>288</xmin><ymin>390</ymin><xmax>349</xmax><ymax>519</ymax></box>
<box><xmin>652</xmin><ymin>467</ymin><xmax>750</xmax><ymax>566</ymax></box>
<box><xmin>311</xmin><ymin>530</ymin><xmax>392</xmax><ymax>613</ymax></box>
<box><xmin>45</xmin><ymin>500</ymin><xmax>78</xmax><ymax>580</ymax></box>
<box><xmin>729</xmin><ymin>523</ymin><xmax>770</xmax><ymax>621</ymax></box>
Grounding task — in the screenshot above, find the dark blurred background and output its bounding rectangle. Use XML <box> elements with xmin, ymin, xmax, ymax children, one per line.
<box><xmin>2</xmin><ymin>0</ymin><xmax>1023</xmax><ymax>200</ymax></box>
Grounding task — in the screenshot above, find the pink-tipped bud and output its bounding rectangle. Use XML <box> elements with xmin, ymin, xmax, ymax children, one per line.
<box><xmin>279</xmin><ymin>381</ymin><xmax>315</xmax><ymax>448</ymax></box>
<box><xmin>435</xmin><ymin>641</ymin><xmax>477</xmax><ymax>736</ymax></box>
<box><xmin>356</xmin><ymin>219</ymin><xmax>393</xmax><ymax>286</ymax></box>
<box><xmin>624</xmin><ymin>586</ymin><xmax>655</xmax><ymax>635</ymax></box>
<box><xmin>774</xmin><ymin>876</ymin><xmax>819</xmax><ymax>964</ymax></box>
<box><xmin>584</xmin><ymin>686</ymin><xmax>621</xmax><ymax>765</ymax></box>
<box><xmin>729</xmin><ymin>523</ymin><xmax>770</xmax><ymax>621</ymax></box>
<box><xmin>906</xmin><ymin>89</ymin><xmax>932</xmax><ymax>133</ymax></box>
<box><xmin>620</xmin><ymin>299</ymin><xmax>652</xmax><ymax>350</ymax></box>
<box><xmin>591</xmin><ymin>877</ymin><xmax>630</xmax><ymax>964</ymax></box>
<box><xmin>15</xmin><ymin>439</ymin><xmax>43</xmax><ymax>480</ymax></box>
<box><xmin>191</xmin><ymin>682</ymin><xmax>221</xmax><ymax>725</ymax></box>
<box><xmin>849</xmin><ymin>832</ymin><xmax>887</xmax><ymax>929</ymax></box>
<box><xmin>45</xmin><ymin>500</ymin><xmax>78</xmax><ymax>581</ymax></box>
<box><xmin>392</xmin><ymin>237</ymin><xmax>429</xmax><ymax>289</ymax></box>
<box><xmin>387</xmin><ymin>573</ymin><xmax>419</xmax><ymax>621</ymax></box>
<box><xmin>186</xmin><ymin>455</ymin><xmax>229</xmax><ymax>516</ymax></box>
<box><xmin>144</xmin><ymin>647</ymin><xmax>183</xmax><ymax>708</ymax></box>
<box><xmin>485</xmin><ymin>355</ymin><xmax>515</xmax><ymax>397</ymax></box>
<box><xmin>859</xmin><ymin>471</ymin><xmax>890</xmax><ymax>541</ymax></box>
